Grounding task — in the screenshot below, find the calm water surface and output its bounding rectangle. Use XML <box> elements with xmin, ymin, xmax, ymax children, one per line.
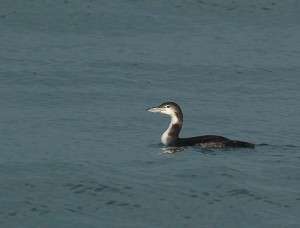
<box><xmin>1</xmin><ymin>0</ymin><xmax>300</xmax><ymax>227</ymax></box>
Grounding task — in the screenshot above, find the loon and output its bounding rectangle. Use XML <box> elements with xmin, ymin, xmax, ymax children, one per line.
<box><xmin>146</xmin><ymin>102</ymin><xmax>255</xmax><ymax>148</ymax></box>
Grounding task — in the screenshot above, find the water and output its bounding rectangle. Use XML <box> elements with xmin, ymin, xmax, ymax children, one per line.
<box><xmin>1</xmin><ymin>0</ymin><xmax>300</xmax><ymax>227</ymax></box>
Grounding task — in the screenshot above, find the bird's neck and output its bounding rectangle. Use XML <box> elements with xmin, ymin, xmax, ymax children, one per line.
<box><xmin>161</xmin><ymin>115</ymin><xmax>183</xmax><ymax>146</ymax></box>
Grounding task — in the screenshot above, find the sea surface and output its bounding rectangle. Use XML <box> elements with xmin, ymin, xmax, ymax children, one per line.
<box><xmin>1</xmin><ymin>0</ymin><xmax>300</xmax><ymax>227</ymax></box>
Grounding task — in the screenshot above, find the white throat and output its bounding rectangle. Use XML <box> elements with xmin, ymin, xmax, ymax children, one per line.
<box><xmin>161</xmin><ymin>114</ymin><xmax>180</xmax><ymax>146</ymax></box>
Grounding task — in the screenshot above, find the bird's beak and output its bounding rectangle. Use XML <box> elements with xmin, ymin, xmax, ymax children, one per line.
<box><xmin>146</xmin><ymin>106</ymin><xmax>166</xmax><ymax>113</ymax></box>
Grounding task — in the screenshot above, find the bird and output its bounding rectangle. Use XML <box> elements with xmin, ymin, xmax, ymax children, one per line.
<box><xmin>146</xmin><ymin>102</ymin><xmax>255</xmax><ymax>148</ymax></box>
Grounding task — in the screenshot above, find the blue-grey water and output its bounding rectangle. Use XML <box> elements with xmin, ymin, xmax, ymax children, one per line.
<box><xmin>1</xmin><ymin>0</ymin><xmax>300</xmax><ymax>227</ymax></box>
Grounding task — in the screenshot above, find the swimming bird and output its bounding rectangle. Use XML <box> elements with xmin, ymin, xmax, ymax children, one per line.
<box><xmin>146</xmin><ymin>102</ymin><xmax>255</xmax><ymax>148</ymax></box>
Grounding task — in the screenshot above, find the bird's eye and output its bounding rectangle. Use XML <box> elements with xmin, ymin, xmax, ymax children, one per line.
<box><xmin>166</xmin><ymin>105</ymin><xmax>170</xmax><ymax>108</ymax></box>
